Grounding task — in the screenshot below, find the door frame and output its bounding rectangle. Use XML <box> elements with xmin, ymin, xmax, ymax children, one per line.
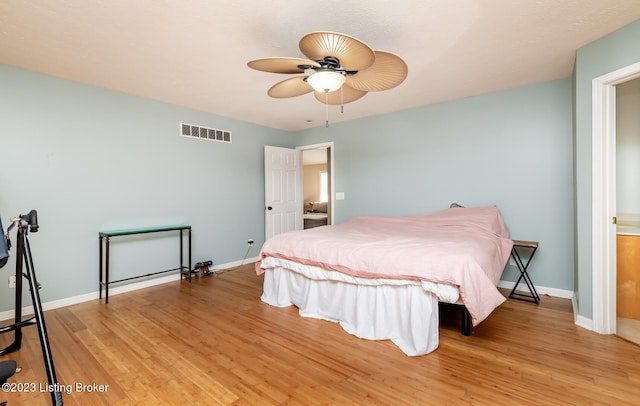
<box><xmin>298</xmin><ymin>142</ymin><xmax>335</xmax><ymax>226</ymax></box>
<box><xmin>591</xmin><ymin>61</ymin><xmax>640</xmax><ymax>334</ymax></box>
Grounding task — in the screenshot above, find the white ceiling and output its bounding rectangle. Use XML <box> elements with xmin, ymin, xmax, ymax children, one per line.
<box><xmin>2</xmin><ymin>1</ymin><xmax>640</xmax><ymax>132</ymax></box>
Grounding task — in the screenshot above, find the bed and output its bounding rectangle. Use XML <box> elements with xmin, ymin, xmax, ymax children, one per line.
<box><xmin>255</xmin><ymin>206</ymin><xmax>513</xmax><ymax>356</ymax></box>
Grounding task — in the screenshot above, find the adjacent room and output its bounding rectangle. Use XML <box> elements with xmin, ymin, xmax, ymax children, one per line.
<box><xmin>1</xmin><ymin>1</ymin><xmax>640</xmax><ymax>404</ymax></box>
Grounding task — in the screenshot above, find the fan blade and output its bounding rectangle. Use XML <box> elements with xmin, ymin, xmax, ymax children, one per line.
<box><xmin>268</xmin><ymin>76</ymin><xmax>313</xmax><ymax>98</ymax></box>
<box><xmin>313</xmin><ymin>84</ymin><xmax>368</xmax><ymax>105</ymax></box>
<box><xmin>299</xmin><ymin>31</ymin><xmax>375</xmax><ymax>71</ymax></box>
<box><xmin>248</xmin><ymin>57</ymin><xmax>320</xmax><ymax>74</ymax></box>
<box><xmin>346</xmin><ymin>50</ymin><xmax>408</xmax><ymax>91</ymax></box>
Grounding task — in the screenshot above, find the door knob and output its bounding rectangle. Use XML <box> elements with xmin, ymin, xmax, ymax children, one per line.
<box><xmin>267</xmin><ymin>206</ymin><xmax>273</xmax><ymax>211</ymax></box>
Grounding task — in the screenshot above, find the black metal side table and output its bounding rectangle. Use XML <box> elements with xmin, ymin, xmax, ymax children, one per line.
<box><xmin>509</xmin><ymin>240</ymin><xmax>540</xmax><ymax>304</ymax></box>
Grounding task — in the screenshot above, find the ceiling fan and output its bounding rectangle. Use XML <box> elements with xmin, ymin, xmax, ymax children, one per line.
<box><xmin>247</xmin><ymin>31</ymin><xmax>408</xmax><ymax>126</ymax></box>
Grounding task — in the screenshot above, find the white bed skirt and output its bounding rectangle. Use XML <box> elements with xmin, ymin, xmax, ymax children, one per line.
<box><xmin>260</xmin><ymin>266</ymin><xmax>440</xmax><ymax>356</ymax></box>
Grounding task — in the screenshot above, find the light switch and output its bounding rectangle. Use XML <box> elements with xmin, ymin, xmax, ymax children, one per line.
<box><xmin>336</xmin><ymin>192</ymin><xmax>345</xmax><ymax>200</ymax></box>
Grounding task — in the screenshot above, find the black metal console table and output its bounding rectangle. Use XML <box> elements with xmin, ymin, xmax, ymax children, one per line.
<box><xmin>99</xmin><ymin>225</ymin><xmax>191</xmax><ymax>303</ymax></box>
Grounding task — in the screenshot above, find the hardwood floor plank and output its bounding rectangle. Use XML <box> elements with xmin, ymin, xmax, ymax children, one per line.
<box><xmin>2</xmin><ymin>264</ymin><xmax>640</xmax><ymax>405</ymax></box>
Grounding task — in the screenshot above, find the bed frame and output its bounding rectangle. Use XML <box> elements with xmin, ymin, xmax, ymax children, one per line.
<box><xmin>440</xmin><ymin>302</ymin><xmax>472</xmax><ymax>336</ymax></box>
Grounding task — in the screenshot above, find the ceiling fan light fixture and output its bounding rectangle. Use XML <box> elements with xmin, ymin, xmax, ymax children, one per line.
<box><xmin>306</xmin><ymin>71</ymin><xmax>346</xmax><ymax>93</ymax></box>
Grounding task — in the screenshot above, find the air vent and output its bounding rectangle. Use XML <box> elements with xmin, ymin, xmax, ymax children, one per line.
<box><xmin>180</xmin><ymin>123</ymin><xmax>232</xmax><ymax>144</ymax></box>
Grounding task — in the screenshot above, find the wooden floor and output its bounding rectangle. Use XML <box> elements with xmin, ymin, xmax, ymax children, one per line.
<box><xmin>2</xmin><ymin>264</ymin><xmax>640</xmax><ymax>405</ymax></box>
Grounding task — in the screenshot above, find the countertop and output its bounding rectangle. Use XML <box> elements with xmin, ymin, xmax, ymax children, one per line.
<box><xmin>617</xmin><ymin>225</ymin><xmax>640</xmax><ymax>236</ymax></box>
<box><xmin>303</xmin><ymin>213</ymin><xmax>328</xmax><ymax>220</ymax></box>
<box><xmin>617</xmin><ymin>214</ymin><xmax>640</xmax><ymax>236</ymax></box>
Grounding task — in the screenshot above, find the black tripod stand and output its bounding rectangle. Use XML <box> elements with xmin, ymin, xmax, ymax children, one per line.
<box><xmin>0</xmin><ymin>210</ymin><xmax>63</xmax><ymax>405</ymax></box>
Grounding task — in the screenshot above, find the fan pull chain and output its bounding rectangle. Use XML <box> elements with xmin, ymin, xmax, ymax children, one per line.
<box><xmin>325</xmin><ymin>91</ymin><xmax>329</xmax><ymax>128</ymax></box>
<box><xmin>340</xmin><ymin>87</ymin><xmax>344</xmax><ymax>114</ymax></box>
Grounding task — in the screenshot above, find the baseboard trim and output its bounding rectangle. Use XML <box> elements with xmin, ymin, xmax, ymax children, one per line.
<box><xmin>497</xmin><ymin>280</ymin><xmax>574</xmax><ymax>299</ymax></box>
<box><xmin>0</xmin><ymin>265</ymin><xmax>578</xmax><ymax>323</ymax></box>
<box><xmin>212</xmin><ymin>256</ymin><xmax>259</xmax><ymax>271</ymax></box>
<box><xmin>498</xmin><ymin>280</ymin><xmax>597</xmax><ymax>333</ymax></box>
<box><xmin>0</xmin><ymin>256</ymin><xmax>260</xmax><ymax>322</ymax></box>
<box><xmin>573</xmin><ymin>292</ymin><xmax>594</xmax><ymax>332</ymax></box>
<box><xmin>570</xmin><ymin>294</ymin><xmax>595</xmax><ymax>331</ymax></box>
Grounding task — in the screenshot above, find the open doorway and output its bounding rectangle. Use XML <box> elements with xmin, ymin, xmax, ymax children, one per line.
<box><xmin>592</xmin><ymin>61</ymin><xmax>640</xmax><ymax>337</ymax></box>
<box><xmin>300</xmin><ymin>143</ymin><xmax>333</xmax><ymax>229</ymax></box>
<box><xmin>615</xmin><ymin>77</ymin><xmax>640</xmax><ymax>345</ymax></box>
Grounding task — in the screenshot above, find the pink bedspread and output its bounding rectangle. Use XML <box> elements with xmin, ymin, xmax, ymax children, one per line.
<box><xmin>256</xmin><ymin>206</ymin><xmax>514</xmax><ymax>326</ymax></box>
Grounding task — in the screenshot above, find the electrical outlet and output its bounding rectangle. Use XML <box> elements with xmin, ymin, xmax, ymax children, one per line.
<box><xmin>247</xmin><ymin>239</ymin><xmax>254</xmax><ymax>247</ymax></box>
<box><xmin>8</xmin><ymin>275</ymin><xmax>16</xmax><ymax>289</ymax></box>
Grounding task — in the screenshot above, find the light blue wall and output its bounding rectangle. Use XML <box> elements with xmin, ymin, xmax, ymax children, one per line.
<box><xmin>0</xmin><ymin>65</ymin><xmax>293</xmax><ymax>311</ymax></box>
<box><xmin>574</xmin><ymin>19</ymin><xmax>640</xmax><ymax>319</ymax></box>
<box><xmin>296</xmin><ymin>79</ymin><xmax>575</xmax><ymax>291</ymax></box>
<box><xmin>2</xmin><ymin>43</ymin><xmax>610</xmax><ymax>312</ymax></box>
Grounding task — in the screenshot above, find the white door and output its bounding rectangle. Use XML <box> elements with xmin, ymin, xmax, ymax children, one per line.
<box><xmin>264</xmin><ymin>146</ymin><xmax>303</xmax><ymax>240</ymax></box>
